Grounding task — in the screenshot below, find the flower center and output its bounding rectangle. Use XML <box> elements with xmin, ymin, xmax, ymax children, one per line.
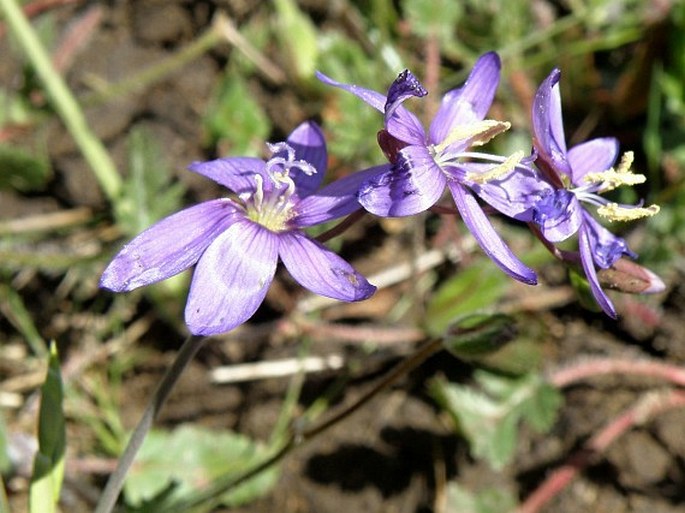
<box><xmin>244</xmin><ymin>142</ymin><xmax>317</xmax><ymax>232</ymax></box>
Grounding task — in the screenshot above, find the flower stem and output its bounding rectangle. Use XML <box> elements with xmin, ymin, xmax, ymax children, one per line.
<box><xmin>0</xmin><ymin>0</ymin><xmax>122</xmax><ymax>202</ymax></box>
<box><xmin>315</xmin><ymin>210</ymin><xmax>366</xmax><ymax>243</ymax></box>
<box><xmin>94</xmin><ymin>334</ymin><xmax>206</xmax><ymax>513</ymax></box>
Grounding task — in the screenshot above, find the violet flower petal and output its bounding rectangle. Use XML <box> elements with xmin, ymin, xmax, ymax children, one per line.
<box><xmin>283</xmin><ymin>120</ymin><xmax>327</xmax><ymax>196</ymax></box>
<box><xmin>567</xmin><ymin>137</ymin><xmax>619</xmax><ymax>184</ymax></box>
<box><xmin>316</xmin><ymin>70</ymin><xmax>386</xmax><ymax>111</ymax></box>
<box><xmin>100</xmin><ymin>199</ymin><xmax>239</xmax><ymax>292</ymax></box>
<box><xmin>429</xmin><ymin>52</ymin><xmax>501</xmax><ymax>144</ymax></box>
<box><xmin>579</xmin><ymin>224</ymin><xmax>617</xmax><ymax>318</ymax></box>
<box><xmin>532</xmin><ymin>189</ymin><xmax>583</xmax><ymax>242</ymax></box>
<box><xmin>188</xmin><ymin>157</ymin><xmax>271</xmax><ymax>196</ymax></box>
<box><xmin>293</xmin><ymin>165</ymin><xmax>387</xmax><ymax>227</ymax></box>
<box><xmin>459</xmin><ymin>162</ymin><xmax>553</xmax><ymax>221</ymax></box>
<box><xmin>385</xmin><ymin>69</ymin><xmax>428</xmax><ymax>120</ymax></box>
<box><xmin>582</xmin><ymin>212</ymin><xmax>637</xmax><ymax>268</ymax></box>
<box><xmin>358</xmin><ymin>145</ymin><xmax>446</xmax><ymax>217</ymax></box>
<box><xmin>532</xmin><ymin>68</ymin><xmax>572</xmax><ymax>177</ymax></box>
<box><xmin>383</xmin><ymin>71</ymin><xmax>428</xmax><ymax>146</ymax></box>
<box><xmin>315</xmin><ymin>70</ymin><xmax>425</xmax><ymax>145</ymax></box>
<box><xmin>448</xmin><ymin>181</ymin><xmax>537</xmax><ymax>284</ymax></box>
<box><xmin>279</xmin><ymin>231</ymin><xmax>376</xmax><ymax>301</ymax></box>
<box><xmin>185</xmin><ymin>220</ymin><xmax>278</xmax><ymax>335</ymax></box>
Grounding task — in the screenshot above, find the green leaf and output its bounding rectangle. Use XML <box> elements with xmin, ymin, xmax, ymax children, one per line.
<box><xmin>430</xmin><ymin>371</ymin><xmax>562</xmax><ymax>469</ymax></box>
<box><xmin>318</xmin><ymin>31</ymin><xmax>390</xmax><ymax>164</ymax></box>
<box><xmin>425</xmin><ymin>262</ymin><xmax>509</xmax><ymax>336</ymax></box>
<box><xmin>0</xmin><ymin>413</ymin><xmax>10</xmax><ymax>474</ymax></box>
<box><xmin>442</xmin><ymin>313</ymin><xmax>516</xmax><ymax>358</ymax></box>
<box><xmin>114</xmin><ymin>126</ymin><xmax>185</xmax><ymax>238</ymax></box>
<box><xmin>519</xmin><ymin>381</ymin><xmax>563</xmax><ymax>432</ymax></box>
<box><xmin>203</xmin><ymin>73</ymin><xmax>270</xmax><ymax>156</ymax></box>
<box><xmin>401</xmin><ymin>0</ymin><xmax>462</xmax><ymax>47</ymax></box>
<box><xmin>447</xmin><ymin>483</ymin><xmax>518</xmax><ymax>513</ymax></box>
<box><xmin>0</xmin><ymin>144</ymin><xmax>51</xmax><ymax>192</ymax></box>
<box><xmin>0</xmin><ymin>284</ymin><xmax>48</xmax><ymax>357</ymax></box>
<box><xmin>124</xmin><ymin>425</ymin><xmax>278</xmax><ymax>508</ymax></box>
<box><xmin>29</xmin><ymin>342</ymin><xmax>66</xmax><ymax>513</ymax></box>
<box><xmin>568</xmin><ymin>267</ymin><xmax>602</xmax><ymax>313</ymax></box>
<box><xmin>273</xmin><ymin>0</ymin><xmax>319</xmax><ymax>80</ymax></box>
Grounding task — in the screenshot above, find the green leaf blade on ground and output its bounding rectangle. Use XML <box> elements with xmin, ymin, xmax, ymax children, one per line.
<box><xmin>203</xmin><ymin>73</ymin><xmax>271</xmax><ymax>157</ymax></box>
<box><xmin>431</xmin><ymin>371</ymin><xmax>562</xmax><ymax>470</ymax></box>
<box><xmin>425</xmin><ymin>262</ymin><xmax>509</xmax><ymax>336</ymax></box>
<box><xmin>114</xmin><ymin>125</ymin><xmax>186</xmax><ymax>238</ymax></box>
<box><xmin>124</xmin><ymin>425</ymin><xmax>278</xmax><ymax>509</ymax></box>
<box><xmin>29</xmin><ymin>342</ymin><xmax>66</xmax><ymax>513</ymax></box>
<box><xmin>0</xmin><ymin>144</ymin><xmax>51</xmax><ymax>192</ymax></box>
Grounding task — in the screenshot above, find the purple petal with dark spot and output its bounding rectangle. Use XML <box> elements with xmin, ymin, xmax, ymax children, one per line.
<box><xmin>384</xmin><ymin>69</ymin><xmax>428</xmax><ymax>144</ymax></box>
<box><xmin>532</xmin><ymin>189</ymin><xmax>582</xmax><ymax>242</ymax></box>
<box><xmin>279</xmin><ymin>231</ymin><xmax>375</xmax><ymax>301</ymax></box>
<box><xmin>582</xmin><ymin>212</ymin><xmax>636</xmax><ymax>269</ymax></box>
<box><xmin>316</xmin><ymin>70</ymin><xmax>425</xmax><ymax>145</ymax></box>
<box><xmin>358</xmin><ymin>145</ymin><xmax>445</xmax><ymax>216</ymax></box>
<box><xmin>459</xmin><ymin>162</ymin><xmax>553</xmax><ymax>221</ymax></box>
<box><xmin>385</xmin><ymin>69</ymin><xmax>428</xmax><ymax>117</ymax></box>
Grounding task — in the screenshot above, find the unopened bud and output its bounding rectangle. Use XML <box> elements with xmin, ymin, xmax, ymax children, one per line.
<box><xmin>597</xmin><ymin>258</ymin><xmax>665</xmax><ymax>295</ymax></box>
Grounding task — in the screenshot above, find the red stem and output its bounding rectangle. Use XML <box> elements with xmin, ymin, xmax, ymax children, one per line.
<box><xmin>315</xmin><ymin>209</ymin><xmax>366</xmax><ymax>244</ymax></box>
<box><xmin>516</xmin><ymin>390</ymin><xmax>685</xmax><ymax>513</ymax></box>
<box><xmin>550</xmin><ymin>357</ymin><xmax>685</xmax><ymax>388</ymax></box>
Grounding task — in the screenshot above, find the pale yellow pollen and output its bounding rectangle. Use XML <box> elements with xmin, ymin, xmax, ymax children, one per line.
<box><xmin>597</xmin><ymin>202</ymin><xmax>660</xmax><ymax>222</ymax></box>
<box><xmin>467</xmin><ymin>151</ymin><xmax>525</xmax><ymax>184</ymax></box>
<box><xmin>433</xmin><ymin>119</ymin><xmax>511</xmax><ymax>153</ymax></box>
<box><xmin>583</xmin><ymin>152</ymin><xmax>645</xmax><ymax>191</ymax></box>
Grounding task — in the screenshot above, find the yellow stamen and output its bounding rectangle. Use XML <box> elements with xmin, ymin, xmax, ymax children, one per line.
<box><xmin>467</xmin><ymin>151</ymin><xmax>524</xmax><ymax>184</ymax></box>
<box><xmin>433</xmin><ymin>119</ymin><xmax>510</xmax><ymax>153</ymax></box>
<box><xmin>597</xmin><ymin>202</ymin><xmax>660</xmax><ymax>222</ymax></box>
<box><xmin>617</xmin><ymin>151</ymin><xmax>634</xmax><ymax>173</ymax></box>
<box><xmin>583</xmin><ymin>152</ymin><xmax>645</xmax><ymax>191</ymax></box>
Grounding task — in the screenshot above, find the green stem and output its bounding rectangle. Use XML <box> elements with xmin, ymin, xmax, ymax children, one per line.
<box><xmin>0</xmin><ymin>0</ymin><xmax>122</xmax><ymax>202</ymax></box>
<box><xmin>268</xmin><ymin>337</ymin><xmax>312</xmax><ymax>446</ymax></box>
<box><xmin>0</xmin><ymin>284</ymin><xmax>48</xmax><ymax>357</ymax></box>
<box><xmin>94</xmin><ymin>335</ymin><xmax>206</xmax><ymax>513</ymax></box>
<box><xmin>0</xmin><ymin>476</ymin><xmax>9</xmax><ymax>513</ymax></box>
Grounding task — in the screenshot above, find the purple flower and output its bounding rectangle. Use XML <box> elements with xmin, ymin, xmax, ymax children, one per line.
<box><xmin>317</xmin><ymin>53</ymin><xmax>542</xmax><ymax>285</ymax></box>
<box><xmin>531</xmin><ymin>69</ymin><xmax>659</xmax><ymax>317</ymax></box>
<box><xmin>101</xmin><ymin>121</ymin><xmax>377</xmax><ymax>335</ymax></box>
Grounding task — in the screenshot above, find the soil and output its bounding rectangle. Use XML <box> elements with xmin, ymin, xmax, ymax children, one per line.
<box><xmin>0</xmin><ymin>2</ymin><xmax>683</xmax><ymax>513</ymax></box>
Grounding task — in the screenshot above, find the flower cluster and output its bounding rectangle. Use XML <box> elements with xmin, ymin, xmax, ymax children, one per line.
<box><xmin>101</xmin><ymin>52</ymin><xmax>662</xmax><ymax>334</ymax></box>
